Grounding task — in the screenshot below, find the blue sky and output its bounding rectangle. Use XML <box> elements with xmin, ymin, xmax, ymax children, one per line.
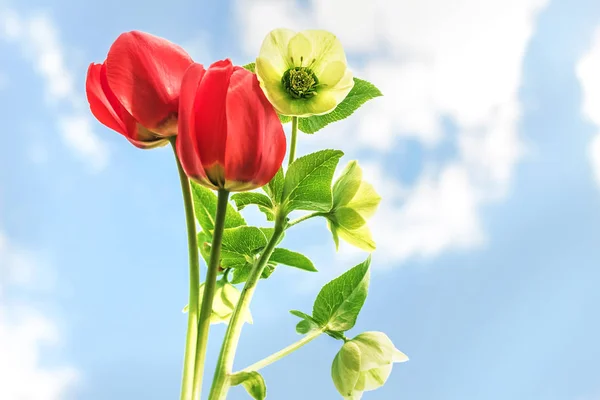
<box><xmin>1</xmin><ymin>0</ymin><xmax>600</xmax><ymax>399</ymax></box>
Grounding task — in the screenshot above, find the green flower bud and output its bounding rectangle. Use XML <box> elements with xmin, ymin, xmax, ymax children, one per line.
<box><xmin>331</xmin><ymin>332</ymin><xmax>408</xmax><ymax>399</ymax></box>
<box><xmin>328</xmin><ymin>161</ymin><xmax>381</xmax><ymax>252</ymax></box>
<box><xmin>182</xmin><ymin>281</ymin><xmax>253</xmax><ymax>325</ymax></box>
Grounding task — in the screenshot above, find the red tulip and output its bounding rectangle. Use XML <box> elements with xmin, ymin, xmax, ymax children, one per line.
<box><xmin>86</xmin><ymin>31</ymin><xmax>193</xmax><ymax>149</ymax></box>
<box><xmin>176</xmin><ymin>59</ymin><xmax>286</xmax><ymax>192</ymax></box>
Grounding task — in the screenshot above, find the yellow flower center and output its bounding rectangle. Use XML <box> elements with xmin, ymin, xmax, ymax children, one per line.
<box><xmin>281</xmin><ymin>67</ymin><xmax>319</xmax><ymax>99</ymax></box>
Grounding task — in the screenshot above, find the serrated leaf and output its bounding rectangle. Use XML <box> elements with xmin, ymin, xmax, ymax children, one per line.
<box><xmin>243</xmin><ymin>62</ymin><xmax>256</xmax><ymax>73</ymax></box>
<box><xmin>262</xmin><ymin>168</ymin><xmax>284</xmax><ymax>204</ymax></box>
<box><xmin>231</xmin><ymin>371</ymin><xmax>267</xmax><ymax>400</ymax></box>
<box><xmin>221</xmin><ymin>226</ymin><xmax>267</xmax><ymax>259</ymax></box>
<box><xmin>312</xmin><ymin>257</ymin><xmax>371</xmax><ymax>332</ymax></box>
<box><xmin>231</xmin><ymin>262</ymin><xmax>275</xmax><ymax>284</ymax></box>
<box><xmin>298</xmin><ymin>78</ymin><xmax>382</xmax><ymax>134</ymax></box>
<box><xmin>231</xmin><ymin>192</ymin><xmax>274</xmax><ymax>220</ymax></box>
<box><xmin>190</xmin><ymin>182</ymin><xmax>246</xmax><ymax>235</ymax></box>
<box><xmin>259</xmin><ymin>227</ymin><xmax>285</xmax><ymax>245</ymax></box>
<box><xmin>271</xmin><ymin>248</ymin><xmax>317</xmax><ymax>272</ymax></box>
<box><xmin>283</xmin><ymin>150</ymin><xmax>344</xmax><ymax>212</ymax></box>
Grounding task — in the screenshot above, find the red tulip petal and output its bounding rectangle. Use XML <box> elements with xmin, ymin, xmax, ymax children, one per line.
<box><xmin>177</xmin><ymin>63</ymin><xmax>208</xmax><ymax>181</ymax></box>
<box><xmin>193</xmin><ymin>59</ymin><xmax>234</xmax><ymax>182</ymax></box>
<box><xmin>227</xmin><ymin>69</ymin><xmax>286</xmax><ymax>187</ymax></box>
<box><xmin>223</xmin><ymin>67</ymin><xmax>268</xmax><ymax>184</ymax></box>
<box><xmin>86</xmin><ymin>63</ymin><xmax>132</xmax><ymax>137</ymax></box>
<box><xmin>105</xmin><ymin>31</ymin><xmax>193</xmax><ymax>132</ymax></box>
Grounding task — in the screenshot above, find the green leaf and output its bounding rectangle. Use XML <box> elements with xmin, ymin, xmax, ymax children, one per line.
<box><xmin>231</xmin><ymin>192</ymin><xmax>274</xmax><ymax>220</ymax></box>
<box><xmin>231</xmin><ymin>371</ymin><xmax>267</xmax><ymax>400</ymax></box>
<box><xmin>231</xmin><ymin>262</ymin><xmax>276</xmax><ymax>284</ymax></box>
<box><xmin>221</xmin><ymin>226</ymin><xmax>267</xmax><ymax>259</ymax></box>
<box><xmin>231</xmin><ymin>192</ymin><xmax>273</xmax><ymax>210</ymax></box>
<box><xmin>283</xmin><ymin>150</ymin><xmax>344</xmax><ymax>212</ymax></box>
<box><xmin>312</xmin><ymin>257</ymin><xmax>371</xmax><ymax>332</ymax></box>
<box><xmin>243</xmin><ymin>62</ymin><xmax>256</xmax><ymax>73</ymax></box>
<box><xmin>197</xmin><ymin>231</ymin><xmax>212</xmax><ymax>266</ymax></box>
<box><xmin>262</xmin><ymin>168</ymin><xmax>284</xmax><ymax>204</ymax></box>
<box><xmin>259</xmin><ymin>227</ymin><xmax>285</xmax><ymax>245</ymax></box>
<box><xmin>190</xmin><ymin>182</ymin><xmax>246</xmax><ymax>235</ymax></box>
<box><xmin>298</xmin><ymin>78</ymin><xmax>382</xmax><ymax>134</ymax></box>
<box><xmin>290</xmin><ymin>310</ymin><xmax>320</xmax><ymax>334</ymax></box>
<box><xmin>271</xmin><ymin>248</ymin><xmax>317</xmax><ymax>272</ymax></box>
<box><xmin>290</xmin><ymin>310</ymin><xmax>314</xmax><ymax>320</ymax></box>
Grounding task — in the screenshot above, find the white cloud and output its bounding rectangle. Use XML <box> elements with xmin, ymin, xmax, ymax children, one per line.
<box><xmin>236</xmin><ymin>0</ymin><xmax>547</xmax><ymax>265</ymax></box>
<box><xmin>0</xmin><ymin>231</ymin><xmax>78</xmax><ymax>400</ymax></box>
<box><xmin>577</xmin><ymin>25</ymin><xmax>600</xmax><ymax>187</ymax></box>
<box><xmin>0</xmin><ymin>9</ymin><xmax>109</xmax><ymax>172</ymax></box>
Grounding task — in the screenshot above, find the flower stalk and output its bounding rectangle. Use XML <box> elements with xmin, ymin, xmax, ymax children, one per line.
<box><xmin>193</xmin><ymin>188</ymin><xmax>231</xmax><ymax>398</ymax></box>
<box><xmin>171</xmin><ymin>139</ymin><xmax>200</xmax><ymax>400</ymax></box>
<box><xmin>288</xmin><ymin>116</ymin><xmax>299</xmax><ymax>167</ymax></box>
<box><xmin>208</xmin><ymin>216</ymin><xmax>286</xmax><ymax>400</ymax></box>
<box><xmin>240</xmin><ymin>328</ymin><xmax>324</xmax><ymax>374</ymax></box>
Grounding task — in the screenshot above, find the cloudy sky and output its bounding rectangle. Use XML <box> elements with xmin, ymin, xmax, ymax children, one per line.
<box><xmin>1</xmin><ymin>0</ymin><xmax>600</xmax><ymax>399</ymax></box>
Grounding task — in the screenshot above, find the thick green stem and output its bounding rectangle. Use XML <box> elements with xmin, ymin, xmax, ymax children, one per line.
<box><xmin>171</xmin><ymin>139</ymin><xmax>200</xmax><ymax>400</ymax></box>
<box><xmin>192</xmin><ymin>188</ymin><xmax>230</xmax><ymax>399</ymax></box>
<box><xmin>288</xmin><ymin>116</ymin><xmax>299</xmax><ymax>167</ymax></box>
<box><xmin>239</xmin><ymin>328</ymin><xmax>323</xmax><ymax>373</ymax></box>
<box><xmin>208</xmin><ymin>218</ymin><xmax>286</xmax><ymax>400</ymax></box>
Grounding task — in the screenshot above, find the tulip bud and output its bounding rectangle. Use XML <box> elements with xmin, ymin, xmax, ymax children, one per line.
<box><xmin>86</xmin><ymin>31</ymin><xmax>193</xmax><ymax>149</ymax></box>
<box><xmin>182</xmin><ymin>281</ymin><xmax>252</xmax><ymax>325</ymax></box>
<box><xmin>327</xmin><ymin>161</ymin><xmax>381</xmax><ymax>252</ymax></box>
<box><xmin>256</xmin><ymin>29</ymin><xmax>354</xmax><ymax>117</ymax></box>
<box><xmin>331</xmin><ymin>332</ymin><xmax>408</xmax><ymax>399</ymax></box>
<box><xmin>176</xmin><ymin>59</ymin><xmax>286</xmax><ymax>192</ymax></box>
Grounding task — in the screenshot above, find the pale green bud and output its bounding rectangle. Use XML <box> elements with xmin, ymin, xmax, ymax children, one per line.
<box><xmin>328</xmin><ymin>161</ymin><xmax>381</xmax><ymax>252</ymax></box>
<box><xmin>182</xmin><ymin>281</ymin><xmax>253</xmax><ymax>325</ymax></box>
<box><xmin>331</xmin><ymin>332</ymin><xmax>408</xmax><ymax>399</ymax></box>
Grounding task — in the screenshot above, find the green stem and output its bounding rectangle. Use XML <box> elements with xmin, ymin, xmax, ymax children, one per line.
<box><xmin>171</xmin><ymin>139</ymin><xmax>200</xmax><ymax>400</ymax></box>
<box><xmin>192</xmin><ymin>188</ymin><xmax>230</xmax><ymax>399</ymax></box>
<box><xmin>287</xmin><ymin>211</ymin><xmax>325</xmax><ymax>228</ymax></box>
<box><xmin>288</xmin><ymin>116</ymin><xmax>299</xmax><ymax>167</ymax></box>
<box><xmin>239</xmin><ymin>328</ymin><xmax>323</xmax><ymax>373</ymax></box>
<box><xmin>208</xmin><ymin>218</ymin><xmax>286</xmax><ymax>400</ymax></box>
